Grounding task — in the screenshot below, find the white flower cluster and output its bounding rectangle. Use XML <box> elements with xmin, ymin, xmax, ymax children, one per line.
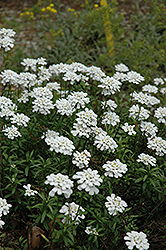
<box><xmin>137</xmin><ymin>153</ymin><xmax>156</xmax><ymax>166</ymax></box>
<box><xmin>59</xmin><ymin>202</ymin><xmax>85</xmax><ymax>224</ymax></box>
<box><xmin>130</xmin><ymin>91</ymin><xmax>160</xmax><ymax>106</ymax></box>
<box><xmin>102</xmin><ymin>159</ymin><xmax>128</xmax><ymax>178</ymax></box>
<box><xmin>147</xmin><ymin>136</ymin><xmax>166</xmax><ymax>156</ymax></box>
<box><xmin>115</xmin><ymin>63</ymin><xmax>129</xmax><ymax>72</ymax></box>
<box><xmin>21</xmin><ymin>57</ymin><xmax>47</xmax><ymax>72</ymax></box>
<box><xmin>0</xmin><ymin>197</ymin><xmax>12</xmax><ymax>228</ymax></box>
<box><xmin>72</xmin><ymin>150</ymin><xmax>91</xmax><ymax>169</ymax></box>
<box><xmin>45</xmin><ymin>173</ymin><xmax>73</xmax><ymax>198</ymax></box>
<box><xmin>0</xmin><ymin>69</ymin><xmax>19</xmax><ymax>86</ymax></box>
<box><xmin>129</xmin><ymin>105</ymin><xmax>150</xmax><ymax>121</ymax></box>
<box><xmin>98</xmin><ymin>76</ymin><xmax>122</xmax><ymax>95</ymax></box>
<box><xmin>140</xmin><ymin>121</ymin><xmax>158</xmax><ymax>138</ymax></box>
<box><xmin>2</xmin><ymin>125</ymin><xmax>21</xmax><ymax>139</ymax></box>
<box><xmin>102</xmin><ymin>111</ymin><xmax>120</xmax><ymax>126</ymax></box>
<box><xmin>10</xmin><ymin>113</ymin><xmax>30</xmax><ymax>127</ymax></box>
<box><xmin>101</xmin><ymin>99</ymin><xmax>117</xmax><ymax>111</ymax></box>
<box><xmin>124</xmin><ymin>231</ymin><xmax>150</xmax><ymax>250</ymax></box>
<box><xmin>94</xmin><ymin>133</ymin><xmax>118</xmax><ymax>153</ymax></box>
<box><xmin>126</xmin><ymin>71</ymin><xmax>145</xmax><ymax>84</ymax></box>
<box><xmin>142</xmin><ymin>84</ymin><xmax>158</xmax><ymax>94</ymax></box>
<box><xmin>55</xmin><ymin>98</ymin><xmax>75</xmax><ymax>116</ymax></box>
<box><xmin>0</xmin><ymin>96</ymin><xmax>17</xmax><ymax>119</ymax></box>
<box><xmin>0</xmin><ymin>28</ymin><xmax>16</xmax><ymax>51</ymax></box>
<box><xmin>154</xmin><ymin>77</ymin><xmax>164</xmax><ymax>85</ymax></box>
<box><xmin>154</xmin><ymin>107</ymin><xmax>166</xmax><ymax>125</ymax></box>
<box><xmin>73</xmin><ymin>168</ymin><xmax>103</xmax><ymax>195</ymax></box>
<box><xmin>71</xmin><ymin>108</ymin><xmax>98</xmax><ymax>138</ymax></box>
<box><xmin>43</xmin><ymin>129</ymin><xmax>75</xmax><ymax>155</ymax></box>
<box><xmin>23</xmin><ymin>184</ymin><xmax>38</xmax><ymax>196</ymax></box>
<box><xmin>122</xmin><ymin>122</ymin><xmax>136</xmax><ymax>135</ymax></box>
<box><xmin>105</xmin><ymin>194</ymin><xmax>127</xmax><ymax>216</ymax></box>
<box><xmin>67</xmin><ymin>91</ymin><xmax>90</xmax><ymax>109</ymax></box>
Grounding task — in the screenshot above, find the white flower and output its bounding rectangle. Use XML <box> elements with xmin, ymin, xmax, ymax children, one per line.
<box><xmin>102</xmin><ymin>111</ymin><xmax>120</xmax><ymax>126</ymax></box>
<box><xmin>0</xmin><ymin>219</ymin><xmax>5</xmax><ymax>228</ymax></box>
<box><xmin>94</xmin><ymin>133</ymin><xmax>118</xmax><ymax>152</ymax></box>
<box><xmin>38</xmin><ymin>66</ymin><xmax>52</xmax><ymax>84</ymax></box>
<box><xmin>55</xmin><ymin>98</ymin><xmax>75</xmax><ymax>116</ymax></box>
<box><xmin>160</xmin><ymin>87</ymin><xmax>166</xmax><ymax>94</ymax></box>
<box><xmin>21</xmin><ymin>58</ymin><xmax>38</xmax><ymax>71</ymax></box>
<box><xmin>115</xmin><ymin>63</ymin><xmax>129</xmax><ymax>72</ymax></box>
<box><xmin>0</xmin><ymin>28</ymin><xmax>16</xmax><ymax>51</ymax></box>
<box><xmin>72</xmin><ymin>150</ymin><xmax>91</xmax><ymax>169</ymax></box>
<box><xmin>113</xmin><ymin>72</ymin><xmax>127</xmax><ymax>82</ymax></box>
<box><xmin>129</xmin><ymin>104</ymin><xmax>150</xmax><ymax>121</ymax></box>
<box><xmin>137</xmin><ymin>153</ymin><xmax>156</xmax><ymax>166</ymax></box>
<box><xmin>85</xmin><ymin>226</ymin><xmax>99</xmax><ymax>235</ymax></box>
<box><xmin>130</xmin><ymin>91</ymin><xmax>160</xmax><ymax>107</ymax></box>
<box><xmin>32</xmin><ymin>97</ymin><xmax>55</xmax><ymax>115</ymax></box>
<box><xmin>0</xmin><ymin>198</ymin><xmax>12</xmax><ymax>217</ymax></box>
<box><xmin>0</xmin><ymin>69</ymin><xmax>19</xmax><ymax>86</ymax></box>
<box><xmin>59</xmin><ymin>202</ymin><xmax>85</xmax><ymax>224</ymax></box>
<box><xmin>105</xmin><ymin>194</ymin><xmax>127</xmax><ymax>216</ymax></box>
<box><xmin>91</xmin><ymin>126</ymin><xmax>107</xmax><ymax>137</ymax></box>
<box><xmin>17</xmin><ymin>72</ymin><xmax>38</xmax><ymax>89</ymax></box>
<box><xmin>122</xmin><ymin>123</ymin><xmax>136</xmax><ymax>135</ymax></box>
<box><xmin>98</xmin><ymin>76</ymin><xmax>122</xmax><ymax>95</ymax></box>
<box><xmin>0</xmin><ymin>107</ymin><xmax>15</xmax><ymax>119</ymax></box>
<box><xmin>142</xmin><ymin>84</ymin><xmax>158</xmax><ymax>94</ymax></box>
<box><xmin>2</xmin><ymin>125</ymin><xmax>21</xmax><ymax>139</ymax></box>
<box><xmin>43</xmin><ymin>131</ymin><xmax>75</xmax><ymax>155</ymax></box>
<box><xmin>63</xmin><ymin>71</ymin><xmax>81</xmax><ymax>84</ymax></box>
<box><xmin>154</xmin><ymin>107</ymin><xmax>166</xmax><ymax>125</ymax></box>
<box><xmin>45</xmin><ymin>173</ymin><xmax>73</xmax><ymax>198</ymax></box>
<box><xmin>18</xmin><ymin>90</ymin><xmax>29</xmax><ymax>103</ymax></box>
<box><xmin>140</xmin><ymin>121</ymin><xmax>158</xmax><ymax>138</ymax></box>
<box><xmin>124</xmin><ymin>231</ymin><xmax>150</xmax><ymax>250</ymax></box>
<box><xmin>23</xmin><ymin>184</ymin><xmax>38</xmax><ymax>196</ymax></box>
<box><xmin>154</xmin><ymin>77</ymin><xmax>164</xmax><ymax>85</ymax></box>
<box><xmin>101</xmin><ymin>99</ymin><xmax>117</xmax><ymax>111</ymax></box>
<box><xmin>73</xmin><ymin>168</ymin><xmax>103</xmax><ymax>195</ymax></box>
<box><xmin>102</xmin><ymin>159</ymin><xmax>128</xmax><ymax>178</ymax></box>
<box><xmin>46</xmin><ymin>82</ymin><xmax>61</xmax><ymax>91</ymax></box>
<box><xmin>126</xmin><ymin>71</ymin><xmax>145</xmax><ymax>84</ymax></box>
<box><xmin>147</xmin><ymin>136</ymin><xmax>166</xmax><ymax>156</ymax></box>
<box><xmin>30</xmin><ymin>87</ymin><xmax>53</xmax><ymax>99</ymax></box>
<box><xmin>10</xmin><ymin>113</ymin><xmax>30</xmax><ymax>127</ymax></box>
<box><xmin>67</xmin><ymin>91</ymin><xmax>90</xmax><ymax>109</ymax></box>
<box><xmin>71</xmin><ymin>108</ymin><xmax>98</xmax><ymax>138</ymax></box>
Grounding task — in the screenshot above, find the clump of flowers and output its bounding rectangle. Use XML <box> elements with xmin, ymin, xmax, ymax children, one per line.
<box><xmin>59</xmin><ymin>202</ymin><xmax>85</xmax><ymax>224</ymax></box>
<box><xmin>72</xmin><ymin>168</ymin><xmax>103</xmax><ymax>195</ymax></box>
<box><xmin>72</xmin><ymin>150</ymin><xmax>91</xmax><ymax>169</ymax></box>
<box><xmin>102</xmin><ymin>159</ymin><xmax>128</xmax><ymax>178</ymax></box>
<box><xmin>124</xmin><ymin>231</ymin><xmax>150</xmax><ymax>250</ymax></box>
<box><xmin>45</xmin><ymin>173</ymin><xmax>73</xmax><ymax>198</ymax></box>
<box><xmin>0</xmin><ymin>28</ymin><xmax>16</xmax><ymax>51</ymax></box>
<box><xmin>0</xmin><ymin>198</ymin><xmax>12</xmax><ymax>228</ymax></box>
<box><xmin>1</xmin><ymin>29</ymin><xmax>165</xmax><ymax>248</ymax></box>
<box><xmin>105</xmin><ymin>194</ymin><xmax>127</xmax><ymax>216</ymax></box>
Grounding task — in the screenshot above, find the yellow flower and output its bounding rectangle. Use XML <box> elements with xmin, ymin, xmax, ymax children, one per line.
<box><xmin>94</xmin><ymin>4</ymin><xmax>99</xmax><ymax>8</ymax></box>
<box><xmin>46</xmin><ymin>6</ymin><xmax>51</xmax><ymax>11</ymax></box>
<box><xmin>41</xmin><ymin>8</ymin><xmax>46</xmax><ymax>12</ymax></box>
<box><xmin>50</xmin><ymin>8</ymin><xmax>57</xmax><ymax>13</ymax></box>
<box><xmin>50</xmin><ymin>3</ymin><xmax>54</xmax><ymax>7</ymax></box>
<box><xmin>68</xmin><ymin>8</ymin><xmax>75</xmax><ymax>12</ymax></box>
